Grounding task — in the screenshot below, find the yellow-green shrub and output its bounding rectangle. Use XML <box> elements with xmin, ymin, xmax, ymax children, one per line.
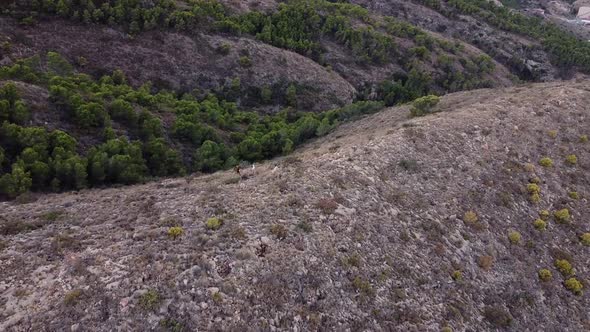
<box><xmin>167</xmin><ymin>226</ymin><xmax>183</xmax><ymax>239</ymax></box>
<box><xmin>580</xmin><ymin>135</ymin><xmax>588</xmax><ymax>143</ymax></box>
<box><xmin>568</xmin><ymin>192</ymin><xmax>579</xmax><ymax>200</ymax></box>
<box><xmin>206</xmin><ymin>217</ymin><xmax>222</xmax><ymax>230</ymax></box>
<box><xmin>538</xmin><ymin>269</ymin><xmax>552</xmax><ymax>282</ymax></box>
<box><xmin>527</xmin><ymin>183</ymin><xmax>540</xmax><ymax>195</ymax></box>
<box><xmin>508</xmin><ymin>231</ymin><xmax>521</xmax><ymax>244</ymax></box>
<box><xmin>565</xmin><ymin>154</ymin><xmax>578</xmax><ymax>165</ymax></box>
<box><xmin>452</xmin><ymin>270</ymin><xmax>462</xmax><ymax>281</ymax></box>
<box><xmin>529</xmin><ymin>193</ymin><xmax>540</xmax><ymax>204</ymax></box>
<box><xmin>533</xmin><ymin>219</ymin><xmax>546</xmax><ymax>231</ymax></box>
<box><xmin>564</xmin><ymin>277</ymin><xmax>583</xmax><ymax>295</ymax></box>
<box><xmin>547</xmin><ymin>130</ymin><xmax>557</xmax><ymax>138</ymax></box>
<box><xmin>539</xmin><ymin>210</ymin><xmax>550</xmax><ymax>220</ymax></box>
<box><xmin>580</xmin><ymin>233</ymin><xmax>590</xmax><ymax>246</ymax></box>
<box><xmin>554</xmin><ymin>259</ymin><xmax>573</xmax><ymax>277</ymax></box>
<box><xmin>554</xmin><ymin>208</ymin><xmax>570</xmax><ymax>223</ymax></box>
<box><xmin>539</xmin><ymin>157</ymin><xmax>553</xmax><ymax>167</ymax></box>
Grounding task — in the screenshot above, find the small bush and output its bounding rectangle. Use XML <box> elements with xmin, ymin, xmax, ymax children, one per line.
<box><xmin>565</xmin><ymin>154</ymin><xmax>577</xmax><ymax>165</ymax></box>
<box><xmin>538</xmin><ymin>157</ymin><xmax>553</xmax><ymax>167</ymax></box>
<box><xmin>167</xmin><ymin>226</ymin><xmax>183</xmax><ymax>239</ymax></box>
<box><xmin>483</xmin><ymin>306</ymin><xmax>512</xmax><ymax>328</ymax></box>
<box><xmin>529</xmin><ymin>193</ymin><xmax>541</xmax><ymax>204</ymax></box>
<box><xmin>538</xmin><ymin>269</ymin><xmax>552</xmax><ymax>282</ymax></box>
<box><xmin>159</xmin><ymin>318</ymin><xmax>184</xmax><ymax>332</ymax></box>
<box><xmin>64</xmin><ymin>289</ymin><xmax>82</xmax><ymax>306</ymax></box>
<box><xmin>410</xmin><ymin>95</ymin><xmax>440</xmax><ymax>117</ymax></box>
<box><xmin>529</xmin><ymin>176</ymin><xmax>541</xmax><ymax>184</ymax></box>
<box><xmin>533</xmin><ymin>219</ymin><xmax>547</xmax><ymax>231</ymax></box>
<box><xmin>523</xmin><ymin>163</ymin><xmax>535</xmax><ymax>172</ymax></box>
<box><xmin>452</xmin><ymin>270</ymin><xmax>462</xmax><ymax>281</ymax></box>
<box><xmin>508</xmin><ymin>231</ymin><xmax>521</xmax><ymax>244</ymax></box>
<box><xmin>297</xmin><ymin>219</ymin><xmax>313</xmax><ymax>232</ymax></box>
<box><xmin>527</xmin><ymin>183</ymin><xmax>540</xmax><ymax>195</ymax></box>
<box><xmin>547</xmin><ymin>130</ymin><xmax>557</xmax><ymax>138</ymax></box>
<box><xmin>554</xmin><ymin>208</ymin><xmax>570</xmax><ymax>224</ymax></box>
<box><xmin>344</xmin><ymin>253</ymin><xmax>361</xmax><ymax>267</ymax></box>
<box><xmin>352</xmin><ymin>276</ymin><xmax>374</xmax><ymax>296</ymax></box>
<box><xmin>478</xmin><ymin>255</ymin><xmax>494</xmax><ymax>270</ymax></box>
<box><xmin>399</xmin><ymin>159</ymin><xmax>419</xmax><ymax>172</ymax></box>
<box><xmin>212</xmin><ymin>292</ymin><xmax>222</xmax><ymax>303</ymax></box>
<box><xmin>270</xmin><ymin>224</ymin><xmax>288</xmax><ymax>240</ymax></box>
<box><xmin>564</xmin><ymin>277</ymin><xmax>583</xmax><ymax>295</ymax></box>
<box><xmin>317</xmin><ymin>198</ymin><xmax>338</xmax><ymax>214</ymax></box>
<box><xmin>217</xmin><ymin>43</ymin><xmax>231</xmax><ymax>55</ymax></box>
<box><xmin>40</xmin><ymin>210</ymin><xmax>64</xmax><ymax>222</ymax></box>
<box><xmin>139</xmin><ymin>289</ymin><xmax>161</xmax><ymax>311</ymax></box>
<box><xmin>539</xmin><ymin>210</ymin><xmax>550</xmax><ymax>221</ymax></box>
<box><xmin>580</xmin><ymin>134</ymin><xmax>588</xmax><ymax>143</ymax></box>
<box><xmin>206</xmin><ymin>217</ymin><xmax>222</xmax><ymax>230</ymax></box>
<box><xmin>554</xmin><ymin>259</ymin><xmax>573</xmax><ymax>277</ymax></box>
<box><xmin>463</xmin><ymin>211</ymin><xmax>478</xmax><ymax>224</ymax></box>
<box><xmin>568</xmin><ymin>192</ymin><xmax>579</xmax><ymax>200</ymax></box>
<box><xmin>580</xmin><ymin>233</ymin><xmax>590</xmax><ymax>246</ymax></box>
<box><xmin>239</xmin><ymin>56</ymin><xmax>252</xmax><ymax>68</ymax></box>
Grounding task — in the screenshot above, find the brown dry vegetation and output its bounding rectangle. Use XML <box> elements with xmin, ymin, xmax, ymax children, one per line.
<box><xmin>1</xmin><ymin>81</ymin><xmax>590</xmax><ymax>330</ymax></box>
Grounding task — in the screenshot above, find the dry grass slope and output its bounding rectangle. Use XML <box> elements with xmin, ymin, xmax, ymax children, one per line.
<box><xmin>1</xmin><ymin>81</ymin><xmax>589</xmax><ymax>331</ymax></box>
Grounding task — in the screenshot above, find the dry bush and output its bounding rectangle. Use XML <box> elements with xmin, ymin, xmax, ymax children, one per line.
<box><xmin>317</xmin><ymin>198</ymin><xmax>338</xmax><ymax>214</ymax></box>
<box><xmin>478</xmin><ymin>255</ymin><xmax>494</xmax><ymax>271</ymax></box>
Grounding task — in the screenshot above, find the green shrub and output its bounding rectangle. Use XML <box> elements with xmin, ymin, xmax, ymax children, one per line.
<box><xmin>533</xmin><ymin>219</ymin><xmax>546</xmax><ymax>231</ymax></box>
<box><xmin>41</xmin><ymin>210</ymin><xmax>64</xmax><ymax>222</ymax></box>
<box><xmin>554</xmin><ymin>259</ymin><xmax>573</xmax><ymax>277</ymax></box>
<box><xmin>508</xmin><ymin>231</ymin><xmax>521</xmax><ymax>244</ymax></box>
<box><xmin>539</xmin><ymin>210</ymin><xmax>550</xmax><ymax>221</ymax></box>
<box><xmin>529</xmin><ymin>193</ymin><xmax>540</xmax><ymax>204</ymax></box>
<box><xmin>159</xmin><ymin>318</ymin><xmax>184</xmax><ymax>332</ymax></box>
<box><xmin>139</xmin><ymin>289</ymin><xmax>160</xmax><ymax>311</ymax></box>
<box><xmin>410</xmin><ymin>95</ymin><xmax>440</xmax><ymax>117</ymax></box>
<box><xmin>565</xmin><ymin>154</ymin><xmax>577</xmax><ymax>165</ymax></box>
<box><xmin>206</xmin><ymin>217</ymin><xmax>222</xmax><ymax>230</ymax></box>
<box><xmin>239</xmin><ymin>56</ymin><xmax>252</xmax><ymax>68</ymax></box>
<box><xmin>564</xmin><ymin>277</ymin><xmax>583</xmax><ymax>295</ymax></box>
<box><xmin>452</xmin><ymin>270</ymin><xmax>462</xmax><ymax>281</ymax></box>
<box><xmin>167</xmin><ymin>226</ymin><xmax>184</xmax><ymax>239</ymax></box>
<box><xmin>538</xmin><ymin>157</ymin><xmax>553</xmax><ymax>167</ymax></box>
<box><xmin>554</xmin><ymin>208</ymin><xmax>570</xmax><ymax>223</ymax></box>
<box><xmin>538</xmin><ymin>269</ymin><xmax>552</xmax><ymax>282</ymax></box>
<box><xmin>580</xmin><ymin>135</ymin><xmax>589</xmax><ymax>143</ymax></box>
<box><xmin>580</xmin><ymin>233</ymin><xmax>590</xmax><ymax>246</ymax></box>
<box><xmin>547</xmin><ymin>130</ymin><xmax>557</xmax><ymax>138</ymax></box>
<box><xmin>568</xmin><ymin>191</ymin><xmax>579</xmax><ymax>200</ymax></box>
<box><xmin>217</xmin><ymin>43</ymin><xmax>231</xmax><ymax>55</ymax></box>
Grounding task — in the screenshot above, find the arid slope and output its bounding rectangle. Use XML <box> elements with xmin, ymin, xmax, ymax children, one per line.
<box><xmin>1</xmin><ymin>81</ymin><xmax>590</xmax><ymax>331</ymax></box>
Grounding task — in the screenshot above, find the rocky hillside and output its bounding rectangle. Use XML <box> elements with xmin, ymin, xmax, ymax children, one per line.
<box><xmin>1</xmin><ymin>81</ymin><xmax>589</xmax><ymax>331</ymax></box>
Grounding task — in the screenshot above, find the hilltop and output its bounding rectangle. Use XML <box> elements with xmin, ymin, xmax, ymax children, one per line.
<box><xmin>1</xmin><ymin>81</ymin><xmax>589</xmax><ymax>331</ymax></box>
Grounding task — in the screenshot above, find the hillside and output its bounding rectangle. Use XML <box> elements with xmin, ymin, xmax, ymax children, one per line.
<box><xmin>1</xmin><ymin>81</ymin><xmax>589</xmax><ymax>331</ymax></box>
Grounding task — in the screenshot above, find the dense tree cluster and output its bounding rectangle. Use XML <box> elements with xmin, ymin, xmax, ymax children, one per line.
<box><xmin>0</xmin><ymin>53</ymin><xmax>383</xmax><ymax>198</ymax></box>
<box><xmin>417</xmin><ymin>0</ymin><xmax>590</xmax><ymax>71</ymax></box>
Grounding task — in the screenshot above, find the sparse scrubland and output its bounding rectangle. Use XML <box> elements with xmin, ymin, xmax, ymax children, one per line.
<box><xmin>1</xmin><ymin>0</ymin><xmax>590</xmax><ymax>330</ymax></box>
